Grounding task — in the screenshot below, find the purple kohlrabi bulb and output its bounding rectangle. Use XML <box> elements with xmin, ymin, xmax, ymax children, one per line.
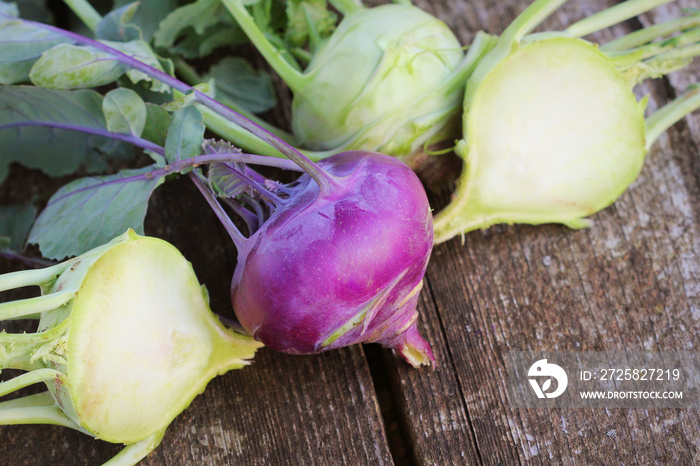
<box><xmin>231</xmin><ymin>151</ymin><xmax>435</xmax><ymax>367</ymax></box>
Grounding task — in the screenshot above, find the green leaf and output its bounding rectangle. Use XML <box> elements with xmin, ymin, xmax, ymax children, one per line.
<box><xmin>0</xmin><ymin>20</ymin><xmax>70</xmax><ymax>83</ymax></box>
<box><xmin>206</xmin><ymin>57</ymin><xmax>277</xmax><ymax>114</ymax></box>
<box><xmin>28</xmin><ymin>39</ymin><xmax>171</xmax><ymax>93</ymax></box>
<box><xmin>204</xmin><ymin>140</ymin><xmax>248</xmax><ymax>198</ymax></box>
<box><xmin>285</xmin><ymin>0</ymin><xmax>336</xmax><ymax>47</ymax></box>
<box><xmin>107</xmin><ymin>40</ymin><xmax>173</xmax><ymax>93</ymax></box>
<box><xmin>164</xmin><ymin>106</ymin><xmax>204</xmax><ymax>163</ymax></box>
<box><xmin>114</xmin><ymin>0</ymin><xmax>177</xmax><ymax>42</ymax></box>
<box><xmin>161</xmin><ymin>84</ymin><xmax>210</xmax><ymax>112</ymax></box>
<box><xmin>141</xmin><ymin>103</ymin><xmax>171</xmax><ymax>147</ymax></box>
<box><xmin>0</xmin><ymin>86</ymin><xmax>133</xmax><ymax>184</ymax></box>
<box><xmin>29</xmin><ymin>42</ymin><xmax>127</xmax><ymax>89</ymax></box>
<box><xmin>103</xmin><ymin>87</ymin><xmax>147</xmax><ymax>137</ymax></box>
<box><xmin>0</xmin><ymin>1</ymin><xmax>18</xmax><ymax>17</ymax></box>
<box><xmin>169</xmin><ymin>23</ymin><xmax>247</xmax><ymax>59</ymax></box>
<box><xmin>14</xmin><ymin>0</ymin><xmax>54</xmax><ymax>24</ymax></box>
<box><xmin>0</xmin><ymin>59</ymin><xmax>33</xmax><ymax>84</ymax></box>
<box><xmin>0</xmin><ymin>20</ymin><xmax>67</xmax><ymax>62</ymax></box>
<box><xmin>28</xmin><ymin>167</ymin><xmax>164</xmax><ymax>259</ymax></box>
<box><xmin>153</xmin><ymin>0</ymin><xmax>231</xmax><ymax>49</ymax></box>
<box><xmin>95</xmin><ymin>2</ymin><xmax>142</xmax><ymax>42</ymax></box>
<box><xmin>0</xmin><ymin>203</ymin><xmax>37</xmax><ymax>252</ymax></box>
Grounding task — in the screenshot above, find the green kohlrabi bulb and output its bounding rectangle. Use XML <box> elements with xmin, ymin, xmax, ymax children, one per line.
<box><xmin>219</xmin><ymin>1</ymin><xmax>497</xmax><ymax>161</ymax></box>
<box><xmin>291</xmin><ymin>4</ymin><xmax>467</xmax><ymax>158</ymax></box>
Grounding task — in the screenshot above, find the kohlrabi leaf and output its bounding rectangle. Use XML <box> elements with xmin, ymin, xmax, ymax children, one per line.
<box><xmin>142</xmin><ymin>103</ymin><xmax>171</xmax><ymax>147</ymax></box>
<box><xmin>95</xmin><ymin>2</ymin><xmax>142</xmax><ymax>42</ymax></box>
<box><xmin>0</xmin><ymin>202</ymin><xmax>37</xmax><ymax>252</ymax></box>
<box><xmin>29</xmin><ymin>40</ymin><xmax>171</xmax><ymax>93</ymax></box>
<box><xmin>0</xmin><ymin>86</ymin><xmax>133</xmax><ymax>184</ymax></box>
<box><xmin>161</xmin><ymin>84</ymin><xmax>210</xmax><ymax>112</ymax></box>
<box><xmin>0</xmin><ymin>1</ymin><xmax>18</xmax><ymax>17</ymax></box>
<box><xmin>0</xmin><ymin>18</ymin><xmax>71</xmax><ymax>84</ymax></box>
<box><xmin>103</xmin><ymin>88</ymin><xmax>147</xmax><ymax>137</ymax></box>
<box><xmin>202</xmin><ymin>140</ymin><xmax>253</xmax><ymax>198</ymax></box>
<box><xmin>169</xmin><ymin>23</ymin><xmax>247</xmax><ymax>59</ymax></box>
<box><xmin>0</xmin><ymin>16</ymin><xmax>67</xmax><ymax>62</ymax></box>
<box><xmin>109</xmin><ymin>40</ymin><xmax>172</xmax><ymax>93</ymax></box>
<box><xmin>164</xmin><ymin>106</ymin><xmax>204</xmax><ymax>163</ymax></box>
<box><xmin>14</xmin><ymin>0</ymin><xmax>53</xmax><ymax>23</ymax></box>
<box><xmin>0</xmin><ymin>60</ymin><xmax>32</xmax><ymax>84</ymax></box>
<box><xmin>153</xmin><ymin>0</ymin><xmax>241</xmax><ymax>50</ymax></box>
<box><xmin>205</xmin><ymin>57</ymin><xmax>277</xmax><ymax>114</ymax></box>
<box><xmin>28</xmin><ymin>166</ymin><xmax>164</xmax><ymax>259</ymax></box>
<box><xmin>285</xmin><ymin>0</ymin><xmax>337</xmax><ymax>47</ymax></box>
<box><xmin>114</xmin><ymin>0</ymin><xmax>177</xmax><ymax>42</ymax></box>
<box><xmin>29</xmin><ymin>42</ymin><xmax>128</xmax><ymax>89</ymax></box>
<box><xmin>208</xmin><ymin>163</ymin><xmax>248</xmax><ymax>199</ymax></box>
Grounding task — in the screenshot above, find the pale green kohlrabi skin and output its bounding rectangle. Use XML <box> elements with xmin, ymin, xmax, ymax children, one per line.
<box><xmin>0</xmin><ymin>230</ymin><xmax>261</xmax><ymax>465</ymax></box>
<box><xmin>292</xmin><ymin>3</ymin><xmax>466</xmax><ymax>158</ymax></box>
<box><xmin>433</xmin><ymin>37</ymin><xmax>648</xmax><ymax>242</ymax></box>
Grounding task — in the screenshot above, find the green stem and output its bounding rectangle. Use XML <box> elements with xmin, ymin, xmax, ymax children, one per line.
<box><xmin>647</xmin><ymin>41</ymin><xmax>700</xmax><ymax>64</ymax></box>
<box><xmin>0</xmin><ymin>369</ymin><xmax>63</xmax><ymax>398</ymax></box>
<box><xmin>200</xmin><ymin>107</ymin><xmax>286</xmax><ymax>158</ymax></box>
<box><xmin>608</xmin><ymin>27</ymin><xmax>700</xmax><ymax>65</ymax></box>
<box><xmin>103</xmin><ymin>430</ymin><xmax>166</xmax><ymax>466</ymax></box>
<box><xmin>601</xmin><ymin>13</ymin><xmax>700</xmax><ymax>52</ymax></box>
<box><xmin>62</xmin><ymin>0</ymin><xmax>101</xmax><ymax>32</ymax></box>
<box><xmin>645</xmin><ymin>85</ymin><xmax>700</xmax><ymax>150</ymax></box>
<box><xmin>0</xmin><ymin>392</ymin><xmax>80</xmax><ymax>429</ymax></box>
<box><xmin>0</xmin><ymin>262</ymin><xmax>69</xmax><ymax>293</ymax></box>
<box><xmin>0</xmin><ymin>391</ymin><xmax>54</xmax><ymax>409</ymax></box>
<box><xmin>501</xmin><ymin>0</ymin><xmax>570</xmax><ymax>45</ymax></box>
<box><xmin>565</xmin><ymin>0</ymin><xmax>675</xmax><ymax>38</ymax></box>
<box><xmin>220</xmin><ymin>0</ymin><xmax>307</xmax><ymax>93</ymax></box>
<box><xmin>0</xmin><ymin>324</ymin><xmax>67</xmax><ymax>371</ymax></box>
<box><xmin>327</xmin><ymin>0</ymin><xmax>364</xmax><ymax>15</ymax></box>
<box><xmin>173</xmin><ymin>58</ymin><xmax>298</xmax><ymax>144</ymax></box>
<box><xmin>172</xmin><ymin>57</ymin><xmax>200</xmax><ymax>85</ymax></box>
<box><xmin>0</xmin><ymin>291</ymin><xmax>75</xmax><ymax>320</ymax></box>
<box><xmin>438</xmin><ymin>32</ymin><xmax>500</xmax><ymax>97</ymax></box>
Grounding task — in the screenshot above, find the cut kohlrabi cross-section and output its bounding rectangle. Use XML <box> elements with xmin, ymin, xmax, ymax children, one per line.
<box><xmin>0</xmin><ymin>230</ymin><xmax>261</xmax><ymax>465</ymax></box>
<box><xmin>433</xmin><ymin>0</ymin><xmax>700</xmax><ymax>243</ymax></box>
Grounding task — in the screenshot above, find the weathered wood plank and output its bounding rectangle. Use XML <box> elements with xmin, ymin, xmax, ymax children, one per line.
<box><xmin>381</xmin><ymin>0</ymin><xmax>700</xmax><ymax>464</ymax></box>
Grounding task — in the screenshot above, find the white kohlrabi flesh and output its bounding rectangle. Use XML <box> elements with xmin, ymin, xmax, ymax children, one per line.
<box><xmin>433</xmin><ymin>0</ymin><xmax>700</xmax><ymax>243</ymax></box>
<box><xmin>0</xmin><ymin>230</ymin><xmax>261</xmax><ymax>465</ymax></box>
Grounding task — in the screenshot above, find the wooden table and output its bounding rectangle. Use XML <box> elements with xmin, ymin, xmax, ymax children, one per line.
<box><xmin>1</xmin><ymin>0</ymin><xmax>699</xmax><ymax>464</ymax></box>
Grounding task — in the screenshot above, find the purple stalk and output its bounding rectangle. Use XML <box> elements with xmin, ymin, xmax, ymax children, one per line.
<box><xmin>222</xmin><ymin>197</ymin><xmax>259</xmax><ymax>235</ymax></box>
<box><xmin>47</xmin><ymin>152</ymin><xmax>297</xmax><ymax>205</ymax></box>
<box><xmin>189</xmin><ymin>171</ymin><xmax>247</xmax><ymax>249</ymax></box>
<box><xmin>1</xmin><ymin>121</ymin><xmax>166</xmax><ymax>155</ymax></box>
<box><xmin>2</xmin><ymin>14</ymin><xmax>336</xmax><ymax>189</ymax></box>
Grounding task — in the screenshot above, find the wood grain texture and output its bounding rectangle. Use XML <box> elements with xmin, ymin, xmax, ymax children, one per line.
<box><xmin>384</xmin><ymin>0</ymin><xmax>700</xmax><ymax>464</ymax></box>
<box><xmin>1</xmin><ymin>0</ymin><xmax>700</xmax><ymax>465</ymax></box>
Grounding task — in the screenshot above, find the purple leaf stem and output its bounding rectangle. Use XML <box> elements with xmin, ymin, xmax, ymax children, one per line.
<box><xmin>1</xmin><ymin>15</ymin><xmax>337</xmax><ymax>188</ymax></box>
